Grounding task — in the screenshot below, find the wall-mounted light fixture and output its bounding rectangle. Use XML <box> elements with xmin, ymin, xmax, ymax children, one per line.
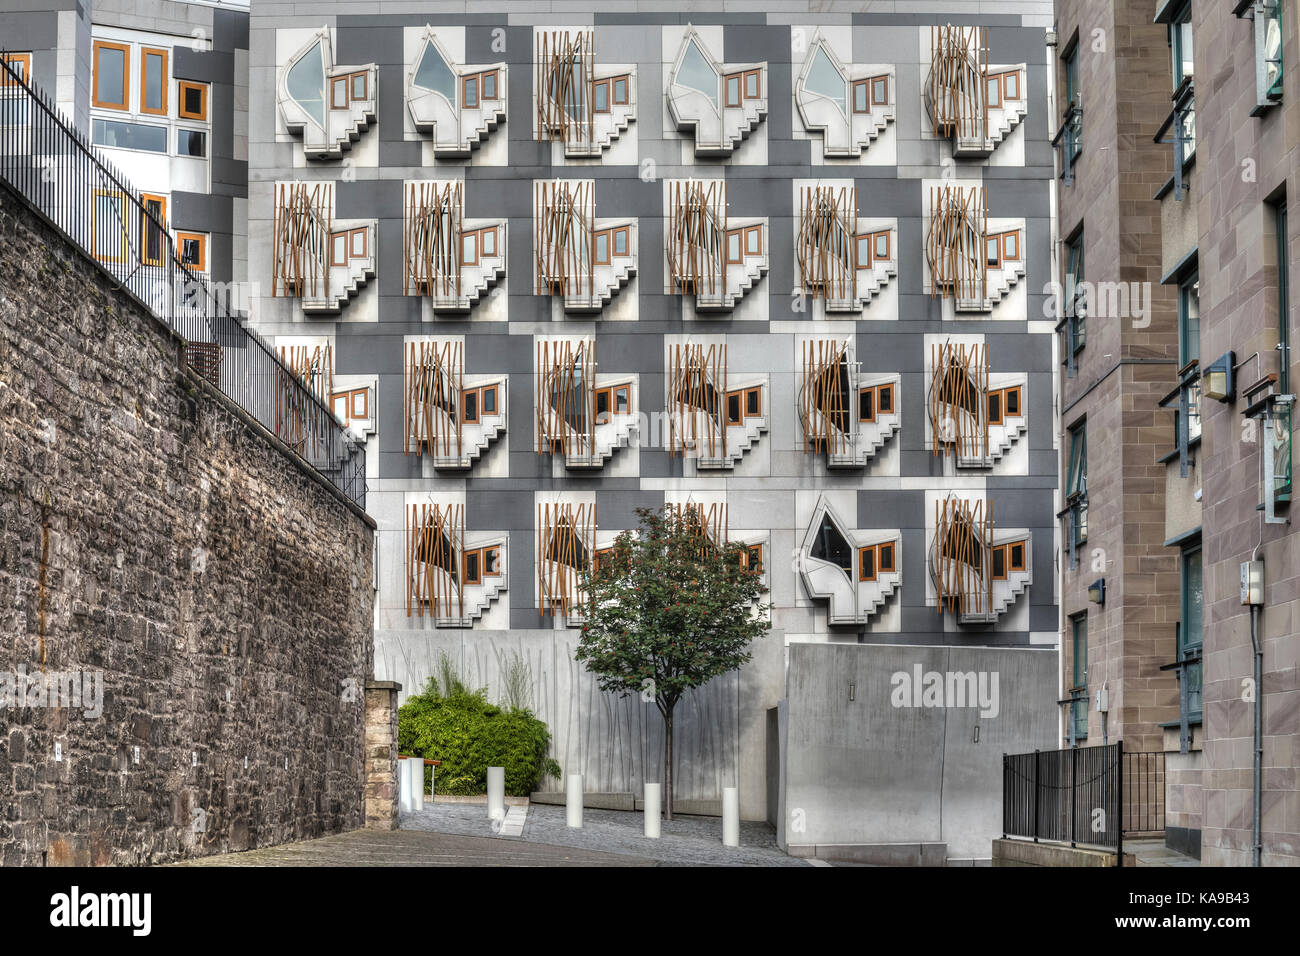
<box><xmin>1203</xmin><ymin>350</ymin><xmax>1236</xmax><ymax>402</ymax></box>
<box><xmin>848</xmin><ymin>682</ymin><xmax>856</xmax><ymax>702</ymax></box>
<box><xmin>1087</xmin><ymin>578</ymin><xmax>1105</xmax><ymax>605</ymax></box>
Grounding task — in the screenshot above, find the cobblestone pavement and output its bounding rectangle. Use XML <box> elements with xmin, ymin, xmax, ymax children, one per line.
<box><xmin>170</xmin><ymin>827</ymin><xmax>654</xmax><ymax>866</ymax></box>
<box><xmin>401</xmin><ymin>802</ymin><xmax>814</xmax><ymax>867</ymax></box>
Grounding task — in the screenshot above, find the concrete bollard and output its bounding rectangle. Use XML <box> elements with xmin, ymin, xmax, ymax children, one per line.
<box><xmin>412</xmin><ymin>760</ymin><xmax>424</xmax><ymax>812</ymax></box>
<box><xmin>722</xmin><ymin>787</ymin><xmax>739</xmax><ymax>847</ymax></box>
<box><xmin>398</xmin><ymin>758</ymin><xmax>414</xmax><ymax>813</ymax></box>
<box><xmin>566</xmin><ymin>773</ymin><xmax>583</xmax><ymax>828</ymax></box>
<box><xmin>644</xmin><ymin>783</ymin><xmax>661</xmax><ymax>838</ymax></box>
<box><xmin>487</xmin><ymin>766</ymin><xmax>505</xmax><ymax>824</ymax></box>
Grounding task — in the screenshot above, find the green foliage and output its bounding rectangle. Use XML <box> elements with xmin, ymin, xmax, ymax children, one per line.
<box><xmin>398</xmin><ymin>673</ymin><xmax>558</xmax><ymax>797</ymax></box>
<box><xmin>498</xmin><ymin>650</ymin><xmax>533</xmax><ymax>712</ymax></box>
<box><xmin>574</xmin><ymin>506</ymin><xmax>772</xmax><ymax>714</ymax></box>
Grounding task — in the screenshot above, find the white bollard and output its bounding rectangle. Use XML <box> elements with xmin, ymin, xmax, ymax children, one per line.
<box><xmin>487</xmin><ymin>766</ymin><xmax>505</xmax><ymax>824</ymax></box>
<box><xmin>398</xmin><ymin>758</ymin><xmax>414</xmax><ymax>813</ymax></box>
<box><xmin>722</xmin><ymin>787</ymin><xmax>739</xmax><ymax>847</ymax></box>
<box><xmin>412</xmin><ymin>760</ymin><xmax>424</xmax><ymax>812</ymax></box>
<box><xmin>566</xmin><ymin>773</ymin><xmax>583</xmax><ymax>828</ymax></box>
<box><xmin>644</xmin><ymin>783</ymin><xmax>661</xmax><ymax>838</ymax></box>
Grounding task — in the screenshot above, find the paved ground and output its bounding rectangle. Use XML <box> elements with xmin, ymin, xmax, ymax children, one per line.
<box><xmin>401</xmin><ymin>801</ymin><xmax>814</xmax><ymax>867</ymax></box>
<box><xmin>171</xmin><ymin>827</ymin><xmax>655</xmax><ymax>867</ymax></box>
<box><xmin>1128</xmin><ymin>838</ymin><xmax>1201</xmax><ymax>867</ymax></box>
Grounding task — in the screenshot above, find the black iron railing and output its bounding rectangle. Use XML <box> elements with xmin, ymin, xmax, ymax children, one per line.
<box><xmin>1003</xmin><ymin>741</ymin><xmax>1167</xmax><ymax>865</ymax></box>
<box><xmin>0</xmin><ymin>54</ymin><xmax>365</xmax><ymax>508</ymax></box>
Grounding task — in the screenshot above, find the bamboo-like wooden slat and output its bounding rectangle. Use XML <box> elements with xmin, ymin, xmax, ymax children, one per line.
<box><xmin>797</xmin><ymin>186</ymin><xmax>857</xmax><ymax>302</ymax></box>
<box><xmin>274</xmin><ymin>343</ymin><xmax>332</xmax><ymax>454</ymax></box>
<box><xmin>272</xmin><ymin>182</ymin><xmax>332</xmax><ymax>301</ymax></box>
<box><xmin>404</xmin><ymin>340</ymin><xmax>462</xmax><ymax>458</ymax></box>
<box><xmin>927</xmin><ymin>24</ymin><xmax>988</xmax><ymax>142</ymax></box>
<box><xmin>406</xmin><ymin>502</ymin><xmax>465</xmax><ymax>620</ymax></box>
<box><xmin>536</xmin><ymin>30</ymin><xmax>595</xmax><ymax>149</ymax></box>
<box><xmin>800</xmin><ymin>339</ymin><xmax>854</xmax><ymax>456</ymax></box>
<box><xmin>928</xmin><ymin>340</ymin><xmax>989</xmax><ymax>462</ymax></box>
<box><xmin>404</xmin><ymin>181</ymin><xmax>462</xmax><ymax>299</ymax></box>
<box><xmin>537</xmin><ymin>500</ymin><xmax>595</xmax><ymax>617</ymax></box>
<box><xmin>535</xmin><ymin>180</ymin><xmax>594</xmax><ymax>300</ymax></box>
<box><xmin>926</xmin><ymin>185</ymin><xmax>987</xmax><ymax>304</ymax></box>
<box><xmin>536</xmin><ymin>338</ymin><xmax>596</xmax><ymax>460</ymax></box>
<box><xmin>666</xmin><ymin>179</ymin><xmax>727</xmax><ymax>298</ymax></box>
<box><xmin>933</xmin><ymin>495</ymin><xmax>993</xmax><ymax>618</ymax></box>
<box><xmin>667</xmin><ymin>342</ymin><xmax>727</xmax><ymax>460</ymax></box>
<box><xmin>670</xmin><ymin>500</ymin><xmax>729</xmax><ymax>555</ymax></box>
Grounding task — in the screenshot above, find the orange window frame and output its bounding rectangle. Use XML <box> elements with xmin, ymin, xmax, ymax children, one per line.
<box><xmin>330</xmin><ymin>233</ymin><xmax>349</xmax><ymax>267</ymax></box>
<box><xmin>740</xmin><ymin>543</ymin><xmax>763</xmax><ymax>573</ymax></box>
<box><xmin>878</xmin><ymin>541</ymin><xmax>896</xmax><ymax>574</ymax></box>
<box><xmin>330</xmin><ymin>76</ymin><xmax>350</xmax><ymax>110</ymax></box>
<box><xmin>986</xmin><ymin>73</ymin><xmax>1002</xmax><ymax>109</ymax></box>
<box><xmin>859</xmin><ymin>386</ymin><xmax>876</xmax><ymax>422</ymax></box>
<box><xmin>726</xmin><ymin>229</ymin><xmax>744</xmax><ymax>264</ymax></box>
<box><xmin>744</xmin><ymin>386</ymin><xmax>761</xmax><ymax>418</ymax></box>
<box><xmin>176</xmin><ymin>231</ymin><xmax>206</xmax><ymax>271</ymax></box>
<box><xmin>350</xmin><ymin>387</ymin><xmax>369</xmax><ymax>420</ymax></box>
<box><xmin>851</xmin><ymin>78</ymin><xmax>870</xmax><ymax>114</ymax></box>
<box><xmin>177</xmin><ymin>80</ymin><xmax>208</xmax><ymax>120</ymax></box>
<box><xmin>350</xmin><ymin>227</ymin><xmax>368</xmax><ymax>260</ymax></box>
<box><xmin>611</xmin><ymin>226</ymin><xmax>629</xmax><ymax>257</ymax></box>
<box><xmin>987</xmin><ymin>388</ymin><xmax>1004</xmax><ymax>426</ymax></box>
<box><xmin>461</xmin><ymin>229</ymin><xmax>479</xmax><ymax>266</ymax></box>
<box><xmin>0</xmin><ymin>52</ymin><xmax>32</xmax><ymax>87</ymax></box>
<box><xmin>744</xmin><ymin>225</ymin><xmax>762</xmax><ymax>256</ymax></box>
<box><xmin>480</xmin><ymin>383</ymin><xmax>498</xmax><ymax>416</ymax></box>
<box><xmin>482</xmin><ymin>544</ymin><xmax>502</xmax><ymax>576</ymax></box>
<box><xmin>725</xmin><ymin>73</ymin><xmax>742</xmax><ymax>108</ymax></box>
<box><xmin>480</xmin><ymin>226</ymin><xmax>497</xmax><ymax>257</ymax></box>
<box><xmin>351</xmin><ymin>71</ymin><xmax>368</xmax><ymax>101</ymax></box>
<box><xmin>743</xmin><ymin>69</ymin><xmax>761</xmax><ymax>99</ymax></box>
<box><xmin>463</xmin><ymin>548</ymin><xmax>483</xmax><ymax>585</ymax></box>
<box><xmin>140</xmin><ymin>193</ymin><xmax>167</xmax><ymax>267</ymax></box>
<box><xmin>991</xmin><ymin>544</ymin><xmax>1008</xmax><ymax>581</ymax></box>
<box><xmin>462</xmin><ymin>73</ymin><xmax>480</xmax><ymax>108</ymax></box>
<box><xmin>480</xmin><ymin>70</ymin><xmax>498</xmax><ymax>101</ymax></box>
<box><xmin>612</xmin><ymin>75</ymin><xmax>629</xmax><ymax>105</ymax></box>
<box><xmin>858</xmin><ymin>544</ymin><xmax>877</xmax><ymax>582</ymax></box>
<box><xmin>140</xmin><ymin>47</ymin><xmax>169</xmax><ymax>115</ymax></box>
<box><xmin>460</xmin><ymin>386</ymin><xmax>481</xmax><ymax>423</ymax></box>
<box><xmin>1003</xmin><ymin>384</ymin><xmax>1022</xmax><ymax>417</ymax></box>
<box><xmin>870</xmin><ymin>74</ymin><xmax>889</xmax><ymax>106</ymax></box>
<box><xmin>725</xmin><ymin>389</ymin><xmax>743</xmax><ymax>425</ymax></box>
<box><xmin>593</xmin><ymin>229</ymin><xmax>610</xmax><ymax>265</ymax></box>
<box><xmin>93</xmin><ymin>40</ymin><xmax>131</xmax><ymax>111</ymax></box>
<box><xmin>592</xmin><ymin>78</ymin><xmax>610</xmax><ymax>113</ymax></box>
<box><xmin>1009</xmin><ymin>540</ymin><xmax>1027</xmax><ymax>572</ymax></box>
<box><xmin>877</xmin><ymin>382</ymin><xmax>894</xmax><ymax>415</ymax></box>
<box><xmin>1000</xmin><ymin>230</ymin><xmax>1021</xmax><ymax>261</ymax></box>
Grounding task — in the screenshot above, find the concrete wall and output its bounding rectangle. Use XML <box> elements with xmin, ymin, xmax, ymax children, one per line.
<box><xmin>781</xmin><ymin>642</ymin><xmax>1056</xmax><ymax>862</ymax></box>
<box><xmin>0</xmin><ymin>184</ymin><xmax>375</xmax><ymax>866</ymax></box>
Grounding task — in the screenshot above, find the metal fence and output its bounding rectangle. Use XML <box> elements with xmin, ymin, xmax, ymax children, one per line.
<box><xmin>0</xmin><ymin>54</ymin><xmax>365</xmax><ymax>508</ymax></box>
<box><xmin>1003</xmin><ymin>741</ymin><xmax>1167</xmax><ymax>865</ymax></box>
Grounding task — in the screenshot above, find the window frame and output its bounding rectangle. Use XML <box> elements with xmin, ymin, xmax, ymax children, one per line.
<box><xmin>612</xmin><ymin>75</ymin><xmax>629</xmax><ymax>105</ymax></box>
<box><xmin>177</xmin><ymin>80</ymin><xmax>208</xmax><ymax>121</ymax></box>
<box><xmin>725</xmin><ymin>73</ymin><xmax>742</xmax><ymax>108</ymax></box>
<box><xmin>1070</xmin><ymin>613</ymin><xmax>1088</xmax><ymax>741</ymax></box>
<box><xmin>0</xmin><ymin>52</ymin><xmax>32</xmax><ymax>87</ymax></box>
<box><xmin>743</xmin><ymin>69</ymin><xmax>761</xmax><ymax>99</ymax></box>
<box><xmin>139</xmin><ymin>192</ymin><xmax>168</xmax><ymax>268</ymax></box>
<box><xmin>461</xmin><ymin>73</ymin><xmax>479</xmax><ymax>109</ymax></box>
<box><xmin>140</xmin><ymin>47</ymin><xmax>169</xmax><ymax>116</ymax></box>
<box><xmin>93</xmin><ymin>40</ymin><xmax>131</xmax><ymax>112</ymax></box>
<box><xmin>176</xmin><ymin>231</ymin><xmax>207</xmax><ymax>272</ymax></box>
<box><xmin>1178</xmin><ymin>269</ymin><xmax>1200</xmax><ymax>368</ymax></box>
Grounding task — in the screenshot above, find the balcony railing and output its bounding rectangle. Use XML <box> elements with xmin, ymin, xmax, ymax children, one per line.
<box><xmin>1154</xmin><ymin>80</ymin><xmax>1196</xmax><ymax>200</ymax></box>
<box><xmin>0</xmin><ymin>54</ymin><xmax>366</xmax><ymax>508</ymax></box>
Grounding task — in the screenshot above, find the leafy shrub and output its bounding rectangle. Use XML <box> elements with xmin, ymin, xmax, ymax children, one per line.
<box><xmin>398</xmin><ymin>676</ymin><xmax>561</xmax><ymax>796</ymax></box>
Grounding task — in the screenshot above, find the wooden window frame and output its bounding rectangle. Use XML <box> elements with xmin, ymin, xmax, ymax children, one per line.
<box><xmin>726</xmin><ymin>389</ymin><xmax>743</xmax><ymax>426</ymax></box>
<box><xmin>463</xmin><ymin>548</ymin><xmax>483</xmax><ymax>586</ymax></box>
<box><xmin>740</xmin><ymin>543</ymin><xmax>763</xmax><ymax>573</ymax></box>
<box><xmin>858</xmin><ymin>544</ymin><xmax>877</xmax><ymax>582</ymax></box>
<box><xmin>986</xmin><ymin>73</ymin><xmax>1002</xmax><ymax>109</ymax></box>
<box><xmin>351</xmin><ymin>71</ymin><xmax>368</xmax><ymax>101</ymax></box>
<box><xmin>332</xmin><ymin>392</ymin><xmax>350</xmax><ymax>422</ymax></box>
<box><xmin>177</xmin><ymin>80</ymin><xmax>207</xmax><ymax>121</ymax></box>
<box><xmin>1001</xmin><ymin>230</ymin><xmax>1021</xmax><ymax>262</ymax></box>
<box><xmin>483</xmin><ymin>544</ymin><xmax>502</xmax><ymax>576</ymax></box>
<box><xmin>0</xmin><ymin>52</ymin><xmax>32</xmax><ymax>87</ymax></box>
<box><xmin>331</xmin><ymin>76</ymin><xmax>350</xmax><ymax>110</ymax></box>
<box><xmin>877</xmin><ymin>382</ymin><xmax>894</xmax><ymax>414</ymax></box>
<box><xmin>1003</xmin><ymin>384</ymin><xmax>1022</xmax><ymax>417</ymax></box>
<box><xmin>986</xmin><ymin>234</ymin><xmax>1002</xmax><ymax>268</ymax></box>
<box><xmin>612</xmin><ymin>226</ymin><xmax>629</xmax><ymax>257</ymax></box>
<box><xmin>744</xmin><ymin>386</ymin><xmax>761</xmax><ymax>418</ymax></box>
<box><xmin>878</xmin><ymin>541</ymin><xmax>896</xmax><ymax>574</ymax></box>
<box><xmin>140</xmin><ymin>193</ymin><xmax>167</xmax><ymax>267</ymax></box>
<box><xmin>743</xmin><ymin>69</ymin><xmax>761</xmax><ymax>100</ymax></box>
<box><xmin>744</xmin><ymin>225</ymin><xmax>762</xmax><ymax>256</ymax></box>
<box><xmin>462</xmin><ymin>73</ymin><xmax>479</xmax><ymax>109</ymax></box>
<box><xmin>461</xmin><ymin>386</ymin><xmax>482</xmax><ymax>424</ymax></box>
<box><xmin>480</xmin><ymin>226</ymin><xmax>497</xmax><ymax>257</ymax></box>
<box><xmin>725</xmin><ymin>73</ymin><xmax>742</xmax><ymax>108</ymax></box>
<box><xmin>726</xmin><ymin>230</ymin><xmax>743</xmax><ymax>265</ymax></box>
<box><xmin>93</xmin><ymin>40</ymin><xmax>131</xmax><ymax>111</ymax></box>
<box><xmin>1008</xmin><ymin>540</ymin><xmax>1026</xmax><ymax>572</ymax></box>
<box><xmin>851</xmin><ymin>78</ymin><xmax>870</xmax><ymax>114</ymax></box>
<box><xmin>987</xmin><ymin>388</ymin><xmax>1004</xmax><ymax>426</ymax></box>
<box><xmin>140</xmin><ymin>47</ymin><xmax>169</xmax><ymax>116</ymax></box>
<box><xmin>350</xmin><ymin>227</ymin><xmax>367</xmax><ymax>260</ymax></box>
<box><xmin>350</xmin><ymin>387</ymin><xmax>369</xmax><ymax>420</ymax></box>
<box><xmin>480</xmin><ymin>70</ymin><xmax>498</xmax><ymax>101</ymax></box>
<box><xmin>612</xmin><ymin>75</ymin><xmax>629</xmax><ymax>105</ymax></box>
<box><xmin>480</xmin><ymin>383</ymin><xmax>498</xmax><ymax>416</ymax></box>
<box><xmin>461</xmin><ymin>230</ymin><xmax>479</xmax><ymax>266</ymax></box>
<box><xmin>592</xmin><ymin>78</ymin><xmax>610</xmax><ymax>113</ymax></box>
<box><xmin>858</xmin><ymin>386</ymin><xmax>875</xmax><ymax>422</ymax></box>
<box><xmin>991</xmin><ymin>544</ymin><xmax>1008</xmax><ymax>580</ymax></box>
<box><xmin>870</xmin><ymin>74</ymin><xmax>889</xmax><ymax>107</ymax></box>
<box><xmin>593</xmin><ymin>229</ymin><xmax>610</xmax><ymax>265</ymax></box>
<box><xmin>176</xmin><ymin>231</ymin><xmax>206</xmax><ymax>272</ymax></box>
<box><xmin>92</xmin><ymin>189</ymin><xmax>129</xmax><ymax>263</ymax></box>
<box><xmin>1002</xmin><ymin>71</ymin><xmax>1020</xmax><ymax>101</ymax></box>
<box><xmin>330</xmin><ymin>233</ymin><xmax>349</xmax><ymax>267</ymax></box>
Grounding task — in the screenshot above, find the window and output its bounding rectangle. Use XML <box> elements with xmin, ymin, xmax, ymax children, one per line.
<box><xmin>593</xmin><ymin>227</ymin><xmax>629</xmax><ymax>264</ymax></box>
<box><xmin>852</xmin><ymin>78</ymin><xmax>870</xmax><ymax>113</ymax></box>
<box><xmin>1273</xmin><ymin>200</ymin><xmax>1292</xmax><ymax>502</ymax></box>
<box><xmin>93</xmin><ymin>40</ymin><xmax>130</xmax><ymax>111</ymax></box>
<box><xmin>1178</xmin><ymin>270</ymin><xmax>1200</xmax><ymax>367</ymax></box>
<box><xmin>726</xmin><ymin>230</ymin><xmax>743</xmax><ymax>264</ymax></box>
<box><xmin>984</xmin><ymin>230</ymin><xmax>1021</xmax><ymax>269</ymax></box>
<box><xmin>856</xmin><ymin>230</ymin><xmax>890</xmax><ymax>269</ymax></box>
<box><xmin>139</xmin><ymin>48</ymin><xmax>168</xmax><ymax>116</ymax></box>
<box><xmin>1065</xmin><ymin>229</ymin><xmax>1086</xmax><ymax>357</ymax></box>
<box><xmin>871</xmin><ymin>75</ymin><xmax>888</xmax><ymax>106</ymax></box>
<box><xmin>744</xmin><ymin>70</ymin><xmax>761</xmax><ymax>99</ymax></box>
<box><xmin>594</xmin><ymin>384</ymin><xmax>631</xmax><ymax>424</ymax></box>
<box><xmin>725</xmin><ymin>74</ymin><xmax>741</xmax><ymax>108</ymax></box>
<box><xmin>1063</xmin><ymin>41</ymin><xmax>1079</xmax><ymax>108</ymax></box>
<box><xmin>352</xmin><ymin>72</ymin><xmax>368</xmax><ymax>101</ymax></box>
<box><xmin>0</xmin><ymin>51</ymin><xmax>31</xmax><ymax>86</ymax></box>
<box><xmin>1</xmin><ymin>53</ymin><xmax>31</xmax><ymax>124</ymax></box>
<box><xmin>140</xmin><ymin>193</ymin><xmax>167</xmax><ymax>267</ymax></box>
<box><xmin>462</xmin><ymin>74</ymin><xmax>479</xmax><ymax>109</ymax></box>
<box><xmin>1058</xmin><ymin>40</ymin><xmax>1082</xmax><ymax>171</ymax></box>
<box><xmin>1070</xmin><ymin>614</ymin><xmax>1088</xmax><ymax>742</ymax></box>
<box><xmin>592</xmin><ymin>78</ymin><xmax>609</xmax><ymax>113</ymax></box>
<box><xmin>858</xmin><ymin>382</ymin><xmax>894</xmax><ymax>422</ymax></box>
<box><xmin>461</xmin><ymin>231</ymin><xmax>478</xmax><ymax>266</ymax></box>
<box><xmin>986</xmin><ymin>385</ymin><xmax>1022</xmax><ymax>426</ymax></box>
<box><xmin>1170</xmin><ymin>2</ymin><xmax>1195</xmax><ymax>90</ymax></box>
<box><xmin>463</xmin><ymin>548</ymin><xmax>482</xmax><ymax>585</ymax></box>
<box><xmin>1178</xmin><ymin>544</ymin><xmax>1203</xmax><ymax>723</ymax></box>
<box><xmin>330</xmin><ymin>228</ymin><xmax>368</xmax><ymax>267</ymax></box>
<box><xmin>991</xmin><ymin>539</ymin><xmax>1027</xmax><ymax>580</ymax></box>
<box><xmin>857</xmin><ymin>541</ymin><xmax>897</xmax><ymax>582</ymax></box>
<box><xmin>737</xmin><ymin>543</ymin><xmax>763</xmax><ymax>573</ymax></box>
<box><xmin>459</xmin><ymin>384</ymin><xmax>499</xmax><ymax>424</ymax></box>
<box><xmin>1253</xmin><ymin>0</ymin><xmax>1284</xmax><ymax>104</ymax></box>
<box><xmin>177</xmin><ymin>128</ymin><xmax>207</xmax><ymax>157</ymax></box>
<box><xmin>745</xmin><ymin>225</ymin><xmax>762</xmax><ymax>256</ymax></box>
<box><xmin>1066</xmin><ymin>421</ymin><xmax>1088</xmax><ymax>551</ymax></box>
<box><xmin>92</xmin><ymin>190</ymin><xmax>129</xmax><ymax>263</ymax></box>
<box><xmin>803</xmin><ymin>44</ymin><xmax>847</xmax><ymax>115</ymax></box>
<box><xmin>332</xmin><ymin>386</ymin><xmax>370</xmax><ymax>423</ymax></box>
<box><xmin>593</xmin><ymin>231</ymin><xmax>609</xmax><ymax>265</ymax></box>
<box><xmin>92</xmin><ymin>118</ymin><xmax>167</xmax><ymax>153</ymax></box>
<box><xmin>178</xmin><ymin>81</ymin><xmax>207</xmax><ymax>121</ymax></box>
<box><xmin>612</xmin><ymin>76</ymin><xmax>629</xmax><ymax>105</ymax></box>
<box><xmin>176</xmin><ymin>232</ymin><xmax>206</xmax><ymax>271</ymax></box>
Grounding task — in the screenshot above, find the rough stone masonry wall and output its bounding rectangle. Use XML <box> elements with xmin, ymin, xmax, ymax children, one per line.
<box><xmin>0</xmin><ymin>185</ymin><xmax>376</xmax><ymax>866</ymax></box>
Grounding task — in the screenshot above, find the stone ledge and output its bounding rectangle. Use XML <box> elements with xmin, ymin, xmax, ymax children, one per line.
<box><xmin>787</xmin><ymin>841</ymin><xmax>948</xmax><ymax>866</ymax></box>
<box><xmin>992</xmin><ymin>837</ymin><xmax>1133</xmax><ymax>867</ymax></box>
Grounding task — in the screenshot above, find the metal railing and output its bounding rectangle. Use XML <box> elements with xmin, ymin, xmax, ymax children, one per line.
<box><xmin>1003</xmin><ymin>741</ymin><xmax>1168</xmax><ymax>865</ymax></box>
<box><xmin>0</xmin><ymin>54</ymin><xmax>365</xmax><ymax>508</ymax></box>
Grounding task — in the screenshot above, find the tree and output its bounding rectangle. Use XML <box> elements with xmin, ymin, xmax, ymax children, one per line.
<box><xmin>574</xmin><ymin>506</ymin><xmax>771</xmax><ymax>819</ymax></box>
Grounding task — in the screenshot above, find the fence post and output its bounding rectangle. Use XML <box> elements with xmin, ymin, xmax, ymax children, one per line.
<box><xmin>1116</xmin><ymin>739</ymin><xmax>1124</xmax><ymax>867</ymax></box>
<box><xmin>1069</xmin><ymin>744</ymin><xmax>1077</xmax><ymax>847</ymax></box>
<box><xmin>1032</xmin><ymin>749</ymin><xmax>1039</xmax><ymax>843</ymax></box>
<box><xmin>1001</xmin><ymin>753</ymin><xmax>1007</xmax><ymax>840</ymax></box>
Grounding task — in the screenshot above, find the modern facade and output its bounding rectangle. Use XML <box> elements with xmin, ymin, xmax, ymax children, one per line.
<box><xmin>1053</xmin><ymin>0</ymin><xmax>1299</xmax><ymax>866</ymax></box>
<box><xmin>244</xmin><ymin>0</ymin><xmax>1060</xmax><ymax>862</ymax></box>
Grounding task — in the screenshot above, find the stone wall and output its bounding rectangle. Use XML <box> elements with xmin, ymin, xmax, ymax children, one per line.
<box><xmin>0</xmin><ymin>185</ymin><xmax>376</xmax><ymax>866</ymax></box>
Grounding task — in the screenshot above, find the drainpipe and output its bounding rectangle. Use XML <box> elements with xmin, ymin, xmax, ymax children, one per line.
<box><xmin>1250</xmin><ymin>476</ymin><xmax>1264</xmax><ymax>867</ymax></box>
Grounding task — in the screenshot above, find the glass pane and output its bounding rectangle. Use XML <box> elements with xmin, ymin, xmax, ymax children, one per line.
<box><xmin>804</xmin><ymin>46</ymin><xmax>846</xmax><ymax>114</ymax></box>
<box><xmin>874</xmin><ymin>233</ymin><xmax>889</xmax><ymax>260</ymax></box>
<box><xmin>413</xmin><ymin>40</ymin><xmax>457</xmax><ymax>104</ymax></box>
<box><xmin>464</xmin><ymin>76</ymin><xmax>478</xmax><ymax>106</ymax></box>
<box><xmin>676</xmin><ymin>38</ymin><xmax>718</xmax><ymax>106</ymax></box>
<box><xmin>92</xmin><ymin>118</ymin><xmax>168</xmax><ymax>152</ymax></box>
<box><xmin>352</xmin><ymin>73</ymin><xmax>366</xmax><ymax>100</ymax></box>
<box><xmin>613</xmin><ymin>229</ymin><xmax>627</xmax><ymax>256</ymax></box>
<box><xmin>810</xmin><ymin>513</ymin><xmax>853</xmax><ymax>573</ymax></box>
<box><xmin>143</xmin><ymin>198</ymin><xmax>164</xmax><ymax>262</ymax></box>
<box><xmin>144</xmin><ymin>53</ymin><xmax>164</xmax><ymax>111</ymax></box>
<box><xmin>745</xmin><ymin>72</ymin><xmax>759</xmax><ymax>98</ymax></box>
<box><xmin>1264</xmin><ymin>15</ymin><xmax>1282</xmax><ymax>94</ymax></box>
<box><xmin>184</xmin><ymin>85</ymin><xmax>203</xmax><ymax>116</ymax></box>
<box><xmin>1180</xmin><ymin>277</ymin><xmax>1200</xmax><ymax>365</ymax></box>
<box><xmin>177</xmin><ymin>129</ymin><xmax>206</xmax><ymax>157</ymax></box>
<box><xmin>484</xmin><ymin>548</ymin><xmax>499</xmax><ymax>574</ymax></box>
<box><xmin>482</xmin><ymin>388</ymin><xmax>496</xmax><ymax>413</ymax></box>
<box><xmin>593</xmin><ymin>81</ymin><xmax>608</xmax><ymax>112</ymax></box>
<box><xmin>728</xmin><ymin>232</ymin><xmax>741</xmax><ymax>262</ymax></box>
<box><xmin>853</xmin><ymin>82</ymin><xmax>867</xmax><ymax>112</ymax></box>
<box><xmin>860</xmin><ymin>547</ymin><xmax>875</xmax><ymax>579</ymax></box>
<box><xmin>595</xmin><ymin>232</ymin><xmax>608</xmax><ymax>262</ymax></box>
<box><xmin>181</xmin><ymin>238</ymin><xmax>202</xmax><ymax>266</ymax></box>
<box><xmin>463</xmin><ymin>390</ymin><xmax>478</xmax><ymax>421</ymax></box>
<box><xmin>462</xmin><ymin>233</ymin><xmax>477</xmax><ymax>262</ymax></box>
<box><xmin>481</xmin><ymin>229</ymin><xmax>495</xmax><ymax>256</ymax></box>
<box><xmin>1182</xmin><ymin>549</ymin><xmax>1203</xmax><ymax>649</ymax></box>
<box><xmin>859</xmin><ymin>388</ymin><xmax>874</xmax><ymax>420</ymax></box>
<box><xmin>727</xmin><ymin>393</ymin><xmax>741</xmax><ymax>424</ymax></box>
<box><xmin>96</xmin><ymin>47</ymin><xmax>125</xmax><ymax>105</ymax></box>
<box><xmin>856</xmin><ymin>235</ymin><xmax>871</xmax><ymax>266</ymax></box>
<box><xmin>615</xmin><ymin>388</ymin><xmax>629</xmax><ymax>413</ymax></box>
<box><xmin>726</xmin><ymin>75</ymin><xmax>740</xmax><ymax>106</ymax></box>
<box><xmin>286</xmin><ymin>41</ymin><xmax>326</xmax><ymax>128</ymax></box>
<box><xmin>872</xmin><ymin>77</ymin><xmax>887</xmax><ymax>105</ymax></box>
<box><xmin>483</xmin><ymin>72</ymin><xmax>496</xmax><ymax>100</ymax></box>
<box><xmin>746</xmin><ymin>389</ymin><xmax>759</xmax><ymax>415</ymax></box>
<box><xmin>614</xmin><ymin>77</ymin><xmax>626</xmax><ymax>102</ymax></box>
